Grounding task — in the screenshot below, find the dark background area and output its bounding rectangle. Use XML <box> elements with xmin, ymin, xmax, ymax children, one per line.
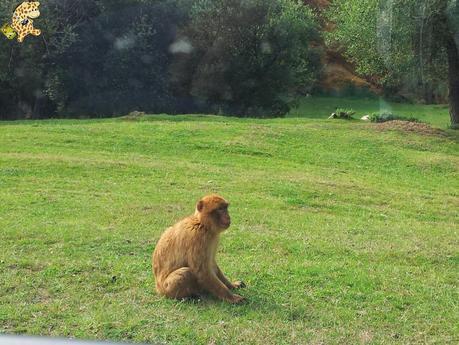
<box><xmin>0</xmin><ymin>0</ymin><xmax>457</xmax><ymax>123</ymax></box>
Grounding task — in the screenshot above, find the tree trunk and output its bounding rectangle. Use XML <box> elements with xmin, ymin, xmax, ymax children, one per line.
<box><xmin>446</xmin><ymin>35</ymin><xmax>459</xmax><ymax>128</ymax></box>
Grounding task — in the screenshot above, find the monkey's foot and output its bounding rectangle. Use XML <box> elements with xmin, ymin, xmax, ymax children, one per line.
<box><xmin>231</xmin><ymin>280</ymin><xmax>246</xmax><ymax>289</ymax></box>
<box><xmin>229</xmin><ymin>294</ymin><xmax>245</xmax><ymax>304</ymax></box>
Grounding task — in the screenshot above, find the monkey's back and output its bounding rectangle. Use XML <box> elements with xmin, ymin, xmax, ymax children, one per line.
<box><xmin>152</xmin><ymin>217</ymin><xmax>198</xmax><ymax>289</ymax></box>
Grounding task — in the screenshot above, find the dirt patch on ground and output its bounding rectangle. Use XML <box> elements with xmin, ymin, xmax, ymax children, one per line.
<box><xmin>304</xmin><ymin>0</ymin><xmax>330</xmax><ymax>9</ymax></box>
<box><xmin>321</xmin><ymin>60</ymin><xmax>375</xmax><ymax>92</ymax></box>
<box><xmin>373</xmin><ymin>120</ymin><xmax>445</xmax><ymax>136</ymax></box>
<box><xmin>303</xmin><ymin>0</ymin><xmax>381</xmax><ymax>95</ymax></box>
<box><xmin>320</xmin><ymin>50</ymin><xmax>381</xmax><ymax>95</ymax></box>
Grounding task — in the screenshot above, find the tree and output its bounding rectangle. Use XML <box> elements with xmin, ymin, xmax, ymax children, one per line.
<box><xmin>170</xmin><ymin>0</ymin><xmax>322</xmax><ymax>117</ymax></box>
<box><xmin>43</xmin><ymin>0</ymin><xmax>181</xmax><ymax>116</ymax></box>
<box><xmin>0</xmin><ymin>0</ymin><xmax>184</xmax><ymax>119</ymax></box>
<box><xmin>327</xmin><ymin>0</ymin><xmax>459</xmax><ymax>128</ymax></box>
<box><xmin>0</xmin><ymin>0</ymin><xmax>56</xmax><ymax>119</ymax></box>
<box><xmin>445</xmin><ymin>0</ymin><xmax>459</xmax><ymax>128</ymax></box>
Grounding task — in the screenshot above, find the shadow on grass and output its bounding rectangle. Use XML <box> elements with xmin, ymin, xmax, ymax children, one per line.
<box><xmin>166</xmin><ymin>289</ymin><xmax>298</xmax><ymax>321</ymax></box>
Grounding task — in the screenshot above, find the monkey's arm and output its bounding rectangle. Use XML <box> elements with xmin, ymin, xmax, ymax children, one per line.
<box><xmin>215</xmin><ymin>265</ymin><xmax>233</xmax><ymax>289</ymax></box>
<box><xmin>189</xmin><ymin>251</ymin><xmax>242</xmax><ymax>302</ymax></box>
<box><xmin>215</xmin><ymin>265</ymin><xmax>245</xmax><ymax>289</ymax></box>
<box><xmin>197</xmin><ymin>270</ymin><xmax>238</xmax><ymax>302</ymax></box>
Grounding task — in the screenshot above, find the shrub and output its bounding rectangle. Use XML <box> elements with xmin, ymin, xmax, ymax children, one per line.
<box><xmin>169</xmin><ymin>0</ymin><xmax>322</xmax><ymax>117</ymax></box>
<box><xmin>46</xmin><ymin>1</ymin><xmax>181</xmax><ymax>117</ymax></box>
<box><xmin>329</xmin><ymin>108</ymin><xmax>355</xmax><ymax>120</ymax></box>
<box><xmin>0</xmin><ymin>0</ymin><xmax>184</xmax><ymax>119</ymax></box>
<box><xmin>369</xmin><ymin>112</ymin><xmax>420</xmax><ymax>123</ymax></box>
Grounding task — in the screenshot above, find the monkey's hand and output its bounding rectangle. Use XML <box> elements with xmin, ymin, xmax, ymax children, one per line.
<box><xmin>229</xmin><ymin>294</ymin><xmax>245</xmax><ymax>304</ymax></box>
<box><xmin>231</xmin><ymin>280</ymin><xmax>246</xmax><ymax>289</ymax></box>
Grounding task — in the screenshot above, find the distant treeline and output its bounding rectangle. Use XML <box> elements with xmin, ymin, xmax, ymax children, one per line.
<box><xmin>0</xmin><ymin>0</ymin><xmax>455</xmax><ymax>120</ymax></box>
<box><xmin>0</xmin><ymin>0</ymin><xmax>321</xmax><ymax>119</ymax></box>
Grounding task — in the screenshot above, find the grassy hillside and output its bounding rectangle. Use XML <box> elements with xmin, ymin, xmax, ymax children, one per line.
<box><xmin>0</xmin><ymin>115</ymin><xmax>458</xmax><ymax>344</ymax></box>
<box><xmin>288</xmin><ymin>96</ymin><xmax>451</xmax><ymax>128</ymax></box>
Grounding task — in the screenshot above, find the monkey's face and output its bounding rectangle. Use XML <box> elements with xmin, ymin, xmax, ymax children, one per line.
<box><xmin>196</xmin><ymin>195</ymin><xmax>231</xmax><ymax>231</ymax></box>
<box><xmin>211</xmin><ymin>203</ymin><xmax>231</xmax><ymax>230</ymax></box>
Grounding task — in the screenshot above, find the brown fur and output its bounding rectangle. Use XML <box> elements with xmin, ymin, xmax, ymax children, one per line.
<box><xmin>152</xmin><ymin>195</ymin><xmax>245</xmax><ymax>303</ymax></box>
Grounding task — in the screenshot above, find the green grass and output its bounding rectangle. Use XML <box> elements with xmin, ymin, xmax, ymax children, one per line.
<box><xmin>0</xmin><ymin>112</ymin><xmax>458</xmax><ymax>344</ymax></box>
<box><xmin>288</xmin><ymin>96</ymin><xmax>451</xmax><ymax>128</ymax></box>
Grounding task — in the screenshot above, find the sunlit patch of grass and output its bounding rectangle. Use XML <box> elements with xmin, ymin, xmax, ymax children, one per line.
<box><xmin>0</xmin><ymin>114</ymin><xmax>458</xmax><ymax>344</ymax></box>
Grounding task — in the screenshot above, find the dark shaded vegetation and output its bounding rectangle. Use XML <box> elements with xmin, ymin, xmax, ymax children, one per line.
<box><xmin>169</xmin><ymin>0</ymin><xmax>321</xmax><ymax>117</ymax></box>
<box><xmin>0</xmin><ymin>0</ymin><xmax>320</xmax><ymax>119</ymax></box>
<box><xmin>369</xmin><ymin>112</ymin><xmax>420</xmax><ymax>123</ymax></box>
<box><xmin>0</xmin><ymin>0</ymin><xmax>457</xmax><ymax>125</ymax></box>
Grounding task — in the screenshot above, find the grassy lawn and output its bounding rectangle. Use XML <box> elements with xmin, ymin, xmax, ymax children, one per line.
<box><xmin>0</xmin><ymin>113</ymin><xmax>458</xmax><ymax>344</ymax></box>
<box><xmin>288</xmin><ymin>96</ymin><xmax>451</xmax><ymax>129</ymax></box>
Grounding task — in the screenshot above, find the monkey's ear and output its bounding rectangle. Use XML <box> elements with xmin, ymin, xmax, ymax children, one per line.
<box><xmin>196</xmin><ymin>200</ymin><xmax>204</xmax><ymax>212</ymax></box>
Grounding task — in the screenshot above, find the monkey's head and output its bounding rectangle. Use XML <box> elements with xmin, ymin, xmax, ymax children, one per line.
<box><xmin>195</xmin><ymin>194</ymin><xmax>231</xmax><ymax>232</ymax></box>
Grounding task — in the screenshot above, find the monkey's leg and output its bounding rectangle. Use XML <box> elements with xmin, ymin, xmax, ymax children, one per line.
<box><xmin>161</xmin><ymin>267</ymin><xmax>201</xmax><ymax>299</ymax></box>
<box><xmin>215</xmin><ymin>265</ymin><xmax>234</xmax><ymax>288</ymax></box>
<box><xmin>215</xmin><ymin>265</ymin><xmax>246</xmax><ymax>290</ymax></box>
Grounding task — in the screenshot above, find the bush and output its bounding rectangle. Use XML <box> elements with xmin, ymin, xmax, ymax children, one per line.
<box><xmin>329</xmin><ymin>108</ymin><xmax>355</xmax><ymax>120</ymax></box>
<box><xmin>45</xmin><ymin>1</ymin><xmax>182</xmax><ymax>117</ymax></box>
<box><xmin>0</xmin><ymin>0</ymin><xmax>323</xmax><ymax>119</ymax></box>
<box><xmin>369</xmin><ymin>112</ymin><xmax>420</xmax><ymax>123</ymax></box>
<box><xmin>0</xmin><ymin>0</ymin><xmax>184</xmax><ymax>119</ymax></box>
<box><xmin>169</xmin><ymin>0</ymin><xmax>322</xmax><ymax>117</ymax></box>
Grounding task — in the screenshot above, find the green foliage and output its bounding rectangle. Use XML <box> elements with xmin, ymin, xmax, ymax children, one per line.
<box><xmin>369</xmin><ymin>112</ymin><xmax>420</xmax><ymax>123</ymax></box>
<box><xmin>0</xmin><ymin>0</ymin><xmax>186</xmax><ymax>119</ymax></box>
<box><xmin>330</xmin><ymin>108</ymin><xmax>355</xmax><ymax>119</ymax></box>
<box><xmin>326</xmin><ymin>0</ymin><xmax>451</xmax><ymax>103</ymax></box>
<box><xmin>170</xmin><ymin>0</ymin><xmax>322</xmax><ymax>117</ymax></box>
<box><xmin>43</xmin><ymin>0</ymin><xmax>181</xmax><ymax>117</ymax></box>
<box><xmin>0</xmin><ymin>0</ymin><xmax>322</xmax><ymax>119</ymax></box>
<box><xmin>0</xmin><ymin>0</ymin><xmax>55</xmax><ymax>119</ymax></box>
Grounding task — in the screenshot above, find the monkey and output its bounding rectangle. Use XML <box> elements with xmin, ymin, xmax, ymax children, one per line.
<box><xmin>152</xmin><ymin>194</ymin><xmax>246</xmax><ymax>303</ymax></box>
